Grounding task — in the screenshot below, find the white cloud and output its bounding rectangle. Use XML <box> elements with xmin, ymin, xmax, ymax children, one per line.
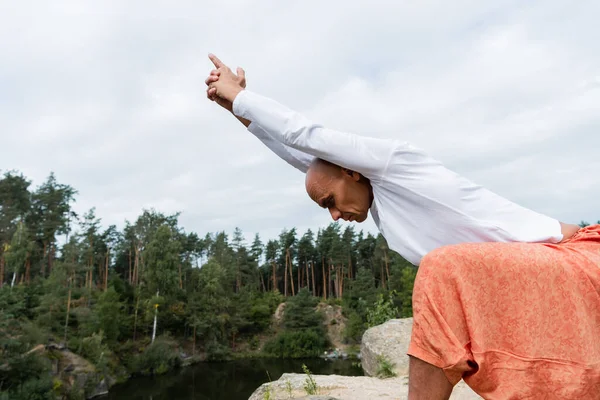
<box><xmin>0</xmin><ymin>0</ymin><xmax>598</xmax><ymax>247</ymax></box>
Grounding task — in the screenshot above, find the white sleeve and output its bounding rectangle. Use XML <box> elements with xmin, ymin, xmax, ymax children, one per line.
<box><xmin>233</xmin><ymin>89</ymin><xmax>396</xmax><ymax>181</ymax></box>
<box><xmin>247</xmin><ymin>121</ymin><xmax>314</xmax><ymax>173</ymax></box>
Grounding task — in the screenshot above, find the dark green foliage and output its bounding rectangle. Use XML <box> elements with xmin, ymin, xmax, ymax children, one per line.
<box><xmin>283</xmin><ymin>288</ymin><xmax>322</xmax><ymax>331</ymax></box>
<box><xmin>0</xmin><ymin>286</ymin><xmax>54</xmax><ymax>399</ymax></box>
<box><xmin>387</xmin><ymin>266</ymin><xmax>417</xmax><ymax>318</ymax></box>
<box><xmin>366</xmin><ymin>291</ymin><xmax>400</xmax><ymax>328</ymax></box>
<box><xmin>263</xmin><ymin>288</ymin><xmax>329</xmax><ymax>358</ymax></box>
<box><xmin>0</xmin><ymin>168</ymin><xmax>443</xmax><ymax>398</ymax></box>
<box><xmin>263</xmin><ymin>330</ymin><xmax>328</xmax><ymax>358</ymax></box>
<box><xmin>130</xmin><ymin>336</ymin><xmax>181</xmax><ymax>376</ymax></box>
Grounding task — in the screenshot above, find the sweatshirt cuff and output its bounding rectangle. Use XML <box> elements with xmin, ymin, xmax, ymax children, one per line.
<box><xmin>232</xmin><ymin>89</ymin><xmax>250</xmax><ymax>119</ymax></box>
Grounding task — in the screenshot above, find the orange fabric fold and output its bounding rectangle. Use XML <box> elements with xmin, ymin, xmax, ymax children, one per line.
<box><xmin>408</xmin><ymin>224</ymin><xmax>600</xmax><ymax>399</ymax></box>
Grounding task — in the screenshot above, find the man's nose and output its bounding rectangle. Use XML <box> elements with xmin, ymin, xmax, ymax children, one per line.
<box><xmin>329</xmin><ymin>208</ymin><xmax>342</xmax><ymax>221</ymax></box>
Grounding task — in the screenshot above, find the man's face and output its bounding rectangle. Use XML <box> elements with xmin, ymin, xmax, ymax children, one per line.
<box><xmin>305</xmin><ymin>164</ymin><xmax>372</xmax><ymax>223</ymax></box>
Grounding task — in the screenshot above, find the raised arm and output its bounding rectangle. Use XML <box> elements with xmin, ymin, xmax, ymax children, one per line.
<box><xmin>205</xmin><ymin>56</ymin><xmax>313</xmax><ymax>173</ymax></box>
<box><xmin>231</xmin><ymin>89</ymin><xmax>395</xmax><ymax>180</ymax></box>
<box><xmin>247</xmin><ymin>122</ymin><xmax>314</xmax><ymax>173</ymax></box>
<box><xmin>206</xmin><ymin>54</ymin><xmax>396</xmax><ymax>181</ymax></box>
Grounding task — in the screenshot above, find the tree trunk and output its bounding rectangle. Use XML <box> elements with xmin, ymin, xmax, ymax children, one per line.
<box><xmin>284</xmin><ymin>257</ymin><xmax>288</xmax><ymax>297</ymax></box>
<box><xmin>288</xmin><ymin>249</ymin><xmax>295</xmax><ymax>296</ymax></box>
<box><xmin>104</xmin><ymin>248</ymin><xmax>109</xmax><ymax>291</ymax></box>
<box><xmin>384</xmin><ymin>250</ymin><xmax>391</xmax><ymax>285</ymax></box>
<box><xmin>260</xmin><ymin>272</ymin><xmax>266</xmax><ymax>292</ymax></box>
<box><xmin>128</xmin><ymin>248</ymin><xmax>132</xmax><ymax>284</ymax></box>
<box><xmin>98</xmin><ymin>255</ymin><xmax>103</xmax><ymax>288</ymax></box>
<box><xmin>311</xmin><ymin>260</ymin><xmax>316</xmax><ymax>296</ymax></box>
<box><xmin>336</xmin><ymin>265</ymin><xmax>341</xmax><ymax>298</ymax></box>
<box><xmin>328</xmin><ymin>265</ymin><xmax>332</xmax><ymax>298</ymax></box>
<box><xmin>25</xmin><ymin>254</ymin><xmax>30</xmax><ymax>284</ymax></box>
<box><xmin>178</xmin><ymin>263</ymin><xmax>183</xmax><ymax>290</ymax></box>
<box><xmin>271</xmin><ymin>261</ymin><xmax>277</xmax><ymax>292</ymax></box>
<box><xmin>48</xmin><ymin>242</ymin><xmax>54</xmax><ymax>274</ymax></box>
<box><xmin>140</xmin><ymin>251</ymin><xmax>145</xmax><ymax>287</ymax></box>
<box><xmin>305</xmin><ymin>260</ymin><xmax>309</xmax><ymax>291</ymax></box>
<box><xmin>322</xmin><ymin>257</ymin><xmax>326</xmax><ymax>300</ymax></box>
<box><xmin>64</xmin><ymin>277</ymin><xmax>72</xmax><ymax>344</ymax></box>
<box><xmin>41</xmin><ymin>242</ymin><xmax>47</xmax><ymax>277</ymax></box>
<box><xmin>340</xmin><ymin>265</ymin><xmax>344</xmax><ymax>299</ymax></box>
<box><xmin>183</xmin><ymin>255</ymin><xmax>190</xmax><ymax>291</ymax></box>
<box><xmin>297</xmin><ymin>259</ymin><xmax>301</xmax><ymax>292</ymax></box>
<box><xmin>133</xmin><ymin>294</ymin><xmax>140</xmax><ymax>341</ymax></box>
<box><xmin>133</xmin><ymin>246</ymin><xmax>139</xmax><ymax>287</ymax></box>
<box><xmin>151</xmin><ymin>290</ymin><xmax>159</xmax><ymax>344</ymax></box>
<box><xmin>348</xmin><ymin>254</ymin><xmax>352</xmax><ymax>280</ymax></box>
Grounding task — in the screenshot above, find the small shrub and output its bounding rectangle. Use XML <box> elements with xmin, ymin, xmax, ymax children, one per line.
<box><xmin>302</xmin><ymin>364</ymin><xmax>318</xmax><ymax>395</ymax></box>
<box><xmin>77</xmin><ymin>332</ymin><xmax>112</xmax><ymax>373</ymax></box>
<box><xmin>250</xmin><ymin>303</ymin><xmax>272</xmax><ymax>332</ymax></box>
<box><xmin>205</xmin><ymin>340</ymin><xmax>231</xmax><ymax>361</ymax></box>
<box><xmin>130</xmin><ymin>336</ymin><xmax>181</xmax><ymax>376</ymax></box>
<box><xmin>249</xmin><ymin>335</ymin><xmax>260</xmax><ymax>350</ymax></box>
<box><xmin>263</xmin><ymin>329</ymin><xmax>328</xmax><ymax>358</ymax></box>
<box><xmin>262</xmin><ymin>384</ymin><xmax>272</xmax><ymax>400</ymax></box>
<box><xmin>285</xmin><ymin>378</ymin><xmax>293</xmax><ymax>398</ymax></box>
<box><xmin>376</xmin><ymin>355</ymin><xmax>397</xmax><ymax>378</ymax></box>
<box><xmin>262</xmin><ymin>370</ymin><xmax>273</xmax><ymax>400</ymax></box>
<box><xmin>366</xmin><ymin>291</ymin><xmax>399</xmax><ymax>328</ymax></box>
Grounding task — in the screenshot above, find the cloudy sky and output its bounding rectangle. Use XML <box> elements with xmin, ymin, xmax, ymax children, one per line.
<box><xmin>1</xmin><ymin>0</ymin><xmax>598</xmax><ymax>245</ymax></box>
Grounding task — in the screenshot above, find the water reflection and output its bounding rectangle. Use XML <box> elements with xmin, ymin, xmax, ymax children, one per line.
<box><xmin>103</xmin><ymin>358</ymin><xmax>363</xmax><ymax>400</ymax></box>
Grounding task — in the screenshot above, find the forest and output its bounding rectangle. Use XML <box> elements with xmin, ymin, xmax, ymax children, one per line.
<box><xmin>0</xmin><ymin>170</ymin><xmax>420</xmax><ymax>399</ymax></box>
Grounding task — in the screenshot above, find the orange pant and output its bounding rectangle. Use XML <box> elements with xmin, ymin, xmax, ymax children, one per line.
<box><xmin>408</xmin><ymin>224</ymin><xmax>600</xmax><ymax>399</ymax></box>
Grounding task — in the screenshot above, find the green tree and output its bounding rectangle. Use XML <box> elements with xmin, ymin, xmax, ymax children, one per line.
<box><xmin>27</xmin><ymin>172</ymin><xmax>77</xmax><ymax>277</ymax></box>
<box><xmin>143</xmin><ymin>224</ymin><xmax>181</xmax><ymax>297</ymax></box>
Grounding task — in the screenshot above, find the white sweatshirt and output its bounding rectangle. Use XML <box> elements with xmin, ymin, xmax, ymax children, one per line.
<box><xmin>232</xmin><ymin>89</ymin><xmax>563</xmax><ymax>266</ymax></box>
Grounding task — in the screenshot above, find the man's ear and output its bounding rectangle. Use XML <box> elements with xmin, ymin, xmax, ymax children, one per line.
<box><xmin>341</xmin><ymin>168</ymin><xmax>361</xmax><ymax>182</ymax></box>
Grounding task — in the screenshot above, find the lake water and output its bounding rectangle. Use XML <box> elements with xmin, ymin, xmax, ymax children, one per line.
<box><xmin>103</xmin><ymin>358</ymin><xmax>364</xmax><ymax>400</ymax></box>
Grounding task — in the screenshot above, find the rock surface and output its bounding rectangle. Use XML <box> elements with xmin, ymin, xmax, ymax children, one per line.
<box><xmin>316</xmin><ymin>303</ymin><xmax>348</xmax><ymax>352</ymax></box>
<box><xmin>53</xmin><ymin>347</ymin><xmax>116</xmax><ymax>399</ymax></box>
<box><xmin>360</xmin><ymin>318</ymin><xmax>413</xmax><ymax>377</ymax></box>
<box><xmin>273</xmin><ymin>302</ymin><xmax>287</xmax><ymax>327</ymax></box>
<box><xmin>296</xmin><ymin>397</ymin><xmax>341</xmax><ymax>400</ymax></box>
<box><xmin>30</xmin><ymin>343</ymin><xmax>117</xmax><ymax>399</ymax></box>
<box><xmin>248</xmin><ymin>372</ymin><xmax>481</xmax><ymax>400</ymax></box>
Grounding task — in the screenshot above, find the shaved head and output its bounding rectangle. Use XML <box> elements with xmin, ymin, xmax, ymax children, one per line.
<box><xmin>304</xmin><ymin>158</ymin><xmax>373</xmax><ymax>223</ymax></box>
<box><xmin>305</xmin><ymin>158</ymin><xmax>342</xmax><ymax>203</ymax></box>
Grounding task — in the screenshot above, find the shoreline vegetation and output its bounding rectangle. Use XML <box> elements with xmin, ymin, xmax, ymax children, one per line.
<box><xmin>0</xmin><ymin>170</ymin><xmax>416</xmax><ymax>399</ymax></box>
<box><xmin>2</xmin><ymin>170</ymin><xmax>595</xmax><ymax>399</ymax></box>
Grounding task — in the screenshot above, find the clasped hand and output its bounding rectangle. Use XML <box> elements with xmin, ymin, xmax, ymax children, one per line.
<box><xmin>205</xmin><ymin>53</ymin><xmax>246</xmax><ymax>112</ymax></box>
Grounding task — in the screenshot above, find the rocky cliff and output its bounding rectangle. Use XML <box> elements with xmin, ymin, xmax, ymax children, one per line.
<box><xmin>29</xmin><ymin>343</ymin><xmax>117</xmax><ymax>399</ymax></box>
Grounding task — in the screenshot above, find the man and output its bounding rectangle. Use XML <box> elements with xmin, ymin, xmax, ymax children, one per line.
<box><xmin>205</xmin><ymin>54</ymin><xmax>600</xmax><ymax>399</ymax></box>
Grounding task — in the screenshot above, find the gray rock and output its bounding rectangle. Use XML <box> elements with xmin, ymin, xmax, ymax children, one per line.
<box><xmin>248</xmin><ymin>373</ymin><xmax>408</xmax><ymax>400</ymax></box>
<box><xmin>248</xmin><ymin>372</ymin><xmax>480</xmax><ymax>399</ymax></box>
<box><xmin>360</xmin><ymin>318</ymin><xmax>413</xmax><ymax>377</ymax></box>
<box><xmin>295</xmin><ymin>397</ymin><xmax>341</xmax><ymax>400</ymax></box>
<box><xmin>88</xmin><ymin>378</ymin><xmax>109</xmax><ymax>399</ymax></box>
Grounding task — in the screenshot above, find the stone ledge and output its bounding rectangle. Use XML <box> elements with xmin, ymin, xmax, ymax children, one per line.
<box><xmin>248</xmin><ymin>372</ymin><xmax>481</xmax><ymax>399</ymax></box>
